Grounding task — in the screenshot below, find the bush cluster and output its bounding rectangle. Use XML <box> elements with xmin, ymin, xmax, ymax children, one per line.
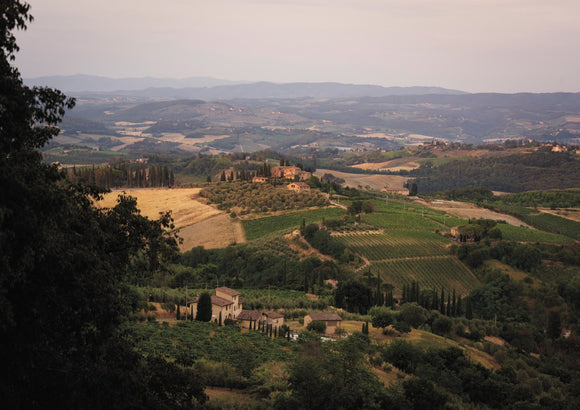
<box><xmin>200</xmin><ymin>181</ymin><xmax>328</xmax><ymax>213</ymax></box>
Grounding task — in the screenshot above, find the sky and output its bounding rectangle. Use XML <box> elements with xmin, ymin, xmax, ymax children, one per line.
<box><xmin>14</xmin><ymin>0</ymin><xmax>580</xmax><ymax>93</ymax></box>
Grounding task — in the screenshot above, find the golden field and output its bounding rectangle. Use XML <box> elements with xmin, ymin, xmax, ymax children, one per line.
<box><xmin>96</xmin><ymin>188</ymin><xmax>245</xmax><ymax>250</ymax></box>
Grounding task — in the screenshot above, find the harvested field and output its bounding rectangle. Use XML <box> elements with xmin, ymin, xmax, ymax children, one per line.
<box><xmin>97</xmin><ymin>188</ymin><xmax>245</xmax><ymax>250</ymax></box>
<box><xmin>352</xmin><ymin>159</ymin><xmax>420</xmax><ymax>172</ymax></box>
<box><xmin>314</xmin><ymin>168</ymin><xmax>408</xmax><ymax>191</ymax></box>
<box><xmin>178</xmin><ymin>213</ymin><xmax>245</xmax><ymax>250</ymax></box>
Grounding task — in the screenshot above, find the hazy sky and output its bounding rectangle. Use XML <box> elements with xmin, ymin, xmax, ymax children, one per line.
<box><xmin>14</xmin><ymin>0</ymin><xmax>580</xmax><ymax>93</ymax></box>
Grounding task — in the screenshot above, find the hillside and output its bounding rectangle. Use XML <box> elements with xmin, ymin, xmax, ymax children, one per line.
<box><xmin>43</xmin><ymin>91</ymin><xmax>580</xmax><ymax>159</ymax></box>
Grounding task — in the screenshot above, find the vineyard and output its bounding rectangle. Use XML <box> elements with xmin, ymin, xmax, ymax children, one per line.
<box><xmin>337</xmin><ymin>230</ymin><xmax>450</xmax><ymax>260</ymax></box>
<box><xmin>498</xmin><ymin>224</ymin><xmax>573</xmax><ymax>244</ymax></box>
<box><xmin>370</xmin><ymin>256</ymin><xmax>479</xmax><ymax>296</ymax></box>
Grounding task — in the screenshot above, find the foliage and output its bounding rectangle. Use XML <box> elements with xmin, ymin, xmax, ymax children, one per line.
<box><xmin>410</xmin><ymin>151</ymin><xmax>580</xmax><ymax>193</ymax></box>
<box><xmin>306</xmin><ymin>320</ymin><xmax>327</xmax><ymax>334</ymax></box>
<box><xmin>433</xmin><ymin>186</ymin><xmax>495</xmax><ymax>202</ymax></box>
<box><xmin>369</xmin><ymin>306</ymin><xmax>398</xmax><ymax>330</ymax></box>
<box><xmin>0</xmin><ymin>5</ymin><xmax>203</xmax><ymax>407</ymax></box>
<box><xmin>335</xmin><ymin>279</ymin><xmax>372</xmax><ymax>314</ymax></box>
<box><xmin>498</xmin><ymin>189</ymin><xmax>580</xmax><ymax>208</ymax></box>
<box><xmin>196</xmin><ymin>292</ymin><xmax>212</xmax><ymax>322</ymax></box>
<box><xmin>200</xmin><ymin>181</ymin><xmax>329</xmax><ymax>214</ymax></box>
<box><xmin>276</xmin><ymin>334</ymin><xmax>394</xmax><ymax>409</ymax></box>
<box><xmin>241</xmin><ymin>207</ymin><xmax>344</xmax><ymax>240</ymax></box>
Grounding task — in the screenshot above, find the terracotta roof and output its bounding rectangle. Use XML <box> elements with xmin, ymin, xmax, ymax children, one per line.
<box><xmin>216</xmin><ymin>287</ymin><xmax>240</xmax><ymax>296</ymax></box>
<box><xmin>186</xmin><ymin>295</ymin><xmax>233</xmax><ymax>307</ymax></box>
<box><xmin>264</xmin><ymin>311</ymin><xmax>284</xmax><ymax>319</ymax></box>
<box><xmin>211</xmin><ymin>295</ymin><xmax>234</xmax><ymax>307</ymax></box>
<box><xmin>237</xmin><ymin>310</ymin><xmax>262</xmax><ymax>321</ymax></box>
<box><xmin>308</xmin><ymin>313</ymin><xmax>342</xmax><ymax>322</ymax></box>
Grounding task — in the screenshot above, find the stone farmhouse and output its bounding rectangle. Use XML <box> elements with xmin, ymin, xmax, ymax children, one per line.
<box><xmin>287</xmin><ymin>182</ymin><xmax>311</xmax><ymax>192</ymax></box>
<box><xmin>236</xmin><ymin>310</ymin><xmax>285</xmax><ymax>329</ymax></box>
<box><xmin>271</xmin><ymin>166</ymin><xmax>312</xmax><ymax>181</ymax></box>
<box><xmin>252</xmin><ymin>176</ymin><xmax>268</xmax><ymax>183</ymax></box>
<box><xmin>188</xmin><ymin>287</ymin><xmax>287</xmax><ymax>328</ymax></box>
<box><xmin>188</xmin><ymin>286</ymin><xmax>243</xmax><ymax>324</ymax></box>
<box><xmin>304</xmin><ymin>313</ymin><xmax>343</xmax><ymax>334</ymax></box>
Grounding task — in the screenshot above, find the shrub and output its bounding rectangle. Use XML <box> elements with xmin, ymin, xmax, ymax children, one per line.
<box><xmin>306</xmin><ymin>320</ymin><xmax>327</xmax><ymax>334</ymax></box>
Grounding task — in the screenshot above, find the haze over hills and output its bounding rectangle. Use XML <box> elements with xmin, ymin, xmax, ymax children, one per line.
<box><xmin>23</xmin><ymin>75</ymin><xmax>249</xmax><ymax>93</ymax></box>
<box><xmin>24</xmin><ymin>75</ymin><xmax>466</xmax><ymax>100</ymax></box>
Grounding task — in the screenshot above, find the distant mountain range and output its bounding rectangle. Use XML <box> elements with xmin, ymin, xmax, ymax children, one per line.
<box><xmin>24</xmin><ymin>75</ymin><xmax>467</xmax><ymax>100</ymax></box>
<box><xmin>24</xmin><ymin>75</ymin><xmax>248</xmax><ymax>93</ymax></box>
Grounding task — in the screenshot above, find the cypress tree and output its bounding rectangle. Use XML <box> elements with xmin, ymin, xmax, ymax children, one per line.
<box><xmin>195</xmin><ymin>292</ymin><xmax>212</xmax><ymax>322</ymax></box>
<box><xmin>465</xmin><ymin>296</ymin><xmax>473</xmax><ymax>320</ymax></box>
<box><xmin>219</xmin><ymin>311</ymin><xmax>222</xmax><ymax>326</ymax></box>
<box><xmin>451</xmin><ymin>289</ymin><xmax>457</xmax><ymax>316</ymax></box>
<box><xmin>456</xmin><ymin>296</ymin><xmax>463</xmax><ymax>317</ymax></box>
<box><xmin>446</xmin><ymin>294</ymin><xmax>451</xmax><ymax>316</ymax></box>
<box><xmin>440</xmin><ymin>287</ymin><xmax>445</xmax><ymax>314</ymax></box>
<box><xmin>176</xmin><ymin>303</ymin><xmax>181</xmax><ymax>320</ymax></box>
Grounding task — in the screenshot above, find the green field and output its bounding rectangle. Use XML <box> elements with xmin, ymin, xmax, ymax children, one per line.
<box><xmin>498</xmin><ymin>224</ymin><xmax>573</xmax><ymax>244</ymax></box>
<box><xmin>370</xmin><ymin>256</ymin><xmax>479</xmax><ymax>296</ymax></box>
<box><xmin>486</xmin><ymin>203</ymin><xmax>580</xmax><ymax>240</ymax></box>
<box><xmin>362</xmin><ymin>209</ymin><xmax>445</xmax><ymax>231</ymax></box>
<box><xmin>337</xmin><ymin>230</ymin><xmax>450</xmax><ymax>260</ymax></box>
<box><xmin>242</xmin><ymin>207</ymin><xmax>345</xmax><ymax>240</ymax></box>
<box><xmin>525</xmin><ymin>213</ymin><xmax>580</xmax><ymax>240</ymax></box>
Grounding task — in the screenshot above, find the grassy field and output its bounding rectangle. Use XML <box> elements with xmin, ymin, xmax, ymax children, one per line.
<box><xmin>497</xmin><ymin>224</ymin><xmax>573</xmax><ymax>244</ymax></box>
<box><xmin>241</xmin><ymin>207</ymin><xmax>345</xmax><ymax>240</ymax></box>
<box><xmin>362</xmin><ymin>209</ymin><xmax>445</xmax><ymax>231</ymax></box>
<box><xmin>488</xmin><ymin>203</ymin><xmax>580</xmax><ymax>240</ymax></box>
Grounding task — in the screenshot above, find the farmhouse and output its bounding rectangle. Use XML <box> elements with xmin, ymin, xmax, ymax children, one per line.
<box><xmin>188</xmin><ymin>286</ymin><xmax>243</xmax><ymax>324</ymax></box>
<box><xmin>271</xmin><ymin>166</ymin><xmax>311</xmax><ymax>181</ymax></box>
<box><xmin>252</xmin><ymin>176</ymin><xmax>268</xmax><ymax>183</ymax></box>
<box><xmin>237</xmin><ymin>310</ymin><xmax>263</xmax><ymax>328</ymax></box>
<box><xmin>237</xmin><ymin>310</ymin><xmax>285</xmax><ymax>329</ymax></box>
<box><xmin>263</xmin><ymin>311</ymin><xmax>285</xmax><ymax>327</ymax></box>
<box><xmin>287</xmin><ymin>182</ymin><xmax>311</xmax><ymax>192</ymax></box>
<box><xmin>304</xmin><ymin>313</ymin><xmax>342</xmax><ymax>334</ymax></box>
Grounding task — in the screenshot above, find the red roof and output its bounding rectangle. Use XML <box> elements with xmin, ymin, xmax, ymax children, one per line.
<box><xmin>216</xmin><ymin>287</ymin><xmax>240</xmax><ymax>296</ymax></box>
<box><xmin>308</xmin><ymin>313</ymin><xmax>342</xmax><ymax>322</ymax></box>
<box><xmin>237</xmin><ymin>310</ymin><xmax>262</xmax><ymax>321</ymax></box>
<box><xmin>211</xmin><ymin>295</ymin><xmax>233</xmax><ymax>307</ymax></box>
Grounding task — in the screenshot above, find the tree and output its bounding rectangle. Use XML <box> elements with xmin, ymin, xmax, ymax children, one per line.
<box><xmin>400</xmin><ymin>302</ymin><xmax>428</xmax><ymax>328</ymax></box>
<box><xmin>195</xmin><ymin>292</ymin><xmax>212</xmax><ymax>322</ymax></box>
<box><xmin>370</xmin><ymin>305</ymin><xmax>397</xmax><ymax>331</ymax></box>
<box><xmin>547</xmin><ymin>310</ymin><xmax>562</xmax><ymax>340</ymax></box>
<box><xmin>307</xmin><ymin>320</ymin><xmax>327</xmax><ymax>334</ymax></box>
<box><xmin>0</xmin><ymin>4</ymin><xmax>205</xmax><ymax>407</ymax></box>
<box><xmin>432</xmin><ymin>315</ymin><xmax>453</xmax><ymax>338</ymax></box>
